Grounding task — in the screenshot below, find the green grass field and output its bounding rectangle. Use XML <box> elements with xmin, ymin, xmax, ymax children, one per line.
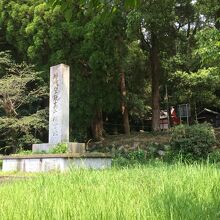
<box><xmin>0</xmin><ymin>163</ymin><xmax>220</xmax><ymax>220</ymax></box>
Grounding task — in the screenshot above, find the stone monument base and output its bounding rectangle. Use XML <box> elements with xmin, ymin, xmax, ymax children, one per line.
<box><xmin>0</xmin><ymin>153</ymin><xmax>112</xmax><ymax>172</ymax></box>
<box><xmin>32</xmin><ymin>142</ymin><xmax>85</xmax><ymax>154</ymax></box>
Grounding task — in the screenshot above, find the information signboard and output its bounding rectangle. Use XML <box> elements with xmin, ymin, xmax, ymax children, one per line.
<box><xmin>178</xmin><ymin>104</ymin><xmax>191</xmax><ymax>125</ymax></box>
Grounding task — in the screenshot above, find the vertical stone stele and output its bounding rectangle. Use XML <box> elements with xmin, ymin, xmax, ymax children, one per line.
<box><xmin>49</xmin><ymin>64</ymin><xmax>69</xmax><ymax>144</ymax></box>
<box><xmin>32</xmin><ymin>64</ymin><xmax>85</xmax><ymax>153</ymax></box>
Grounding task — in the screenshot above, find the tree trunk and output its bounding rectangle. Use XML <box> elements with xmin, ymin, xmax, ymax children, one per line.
<box><xmin>91</xmin><ymin>108</ymin><xmax>103</xmax><ymax>140</ymax></box>
<box><xmin>215</xmin><ymin>9</ymin><xmax>220</xmax><ymax>30</ymax></box>
<box><xmin>120</xmin><ymin>72</ymin><xmax>130</xmax><ymax>135</ymax></box>
<box><xmin>150</xmin><ymin>33</ymin><xmax>161</xmax><ymax>131</ymax></box>
<box><xmin>2</xmin><ymin>94</ymin><xmax>17</xmax><ymax>117</ymax></box>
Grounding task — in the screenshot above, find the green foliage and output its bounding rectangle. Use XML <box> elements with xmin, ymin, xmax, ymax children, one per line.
<box><xmin>0</xmin><ymin>51</ymin><xmax>48</xmax><ymax>153</ymax></box>
<box><xmin>0</xmin><ymin>51</ymin><xmax>13</xmax><ymax>76</ymax></box>
<box><xmin>113</xmin><ymin>149</ymin><xmax>147</xmax><ymax>166</ymax></box>
<box><xmin>170</xmin><ymin>123</ymin><xmax>216</xmax><ymax>161</ymax></box>
<box><xmin>49</xmin><ymin>143</ymin><xmax>68</xmax><ymax>154</ymax></box>
<box><xmin>1</xmin><ymin>0</ymin><xmax>220</xmax><ymax>140</ymax></box>
<box><xmin>195</xmin><ymin>28</ymin><xmax>220</xmax><ymax>67</ymax></box>
<box><xmin>125</xmin><ymin>41</ymin><xmax>151</xmax><ymax>120</ymax></box>
<box><xmin>112</xmin><ymin>147</ymin><xmax>167</xmax><ymax>166</ymax></box>
<box><xmin>47</xmin><ymin>0</ymin><xmax>141</xmax><ymax>22</ymax></box>
<box><xmin>208</xmin><ymin>150</ymin><xmax>220</xmax><ymax>163</ymax></box>
<box><xmin>127</xmin><ymin>149</ymin><xmax>146</xmax><ymax>161</ymax></box>
<box><xmin>16</xmin><ymin>149</ymin><xmax>33</xmax><ymax>155</ymax></box>
<box><xmin>163</xmin><ymin>3</ymin><xmax>220</xmax><ymax>112</ymax></box>
<box><xmin>168</xmin><ymin>68</ymin><xmax>220</xmax><ymax>108</ymax></box>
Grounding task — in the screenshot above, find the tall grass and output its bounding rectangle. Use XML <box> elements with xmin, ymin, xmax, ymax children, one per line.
<box><xmin>0</xmin><ymin>163</ymin><xmax>220</xmax><ymax>219</ymax></box>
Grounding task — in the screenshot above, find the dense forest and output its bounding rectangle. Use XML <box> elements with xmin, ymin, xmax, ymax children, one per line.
<box><xmin>0</xmin><ymin>0</ymin><xmax>220</xmax><ymax>151</ymax></box>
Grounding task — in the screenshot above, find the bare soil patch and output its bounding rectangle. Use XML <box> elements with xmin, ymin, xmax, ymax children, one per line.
<box><xmin>0</xmin><ymin>175</ymin><xmax>29</xmax><ymax>184</ymax></box>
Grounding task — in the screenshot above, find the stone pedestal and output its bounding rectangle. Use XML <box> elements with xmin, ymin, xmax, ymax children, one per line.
<box><xmin>32</xmin><ymin>143</ymin><xmax>85</xmax><ymax>153</ymax></box>
<box><xmin>1</xmin><ymin>153</ymin><xmax>112</xmax><ymax>172</ymax></box>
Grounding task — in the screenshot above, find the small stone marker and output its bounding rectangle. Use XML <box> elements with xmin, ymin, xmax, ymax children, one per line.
<box><xmin>32</xmin><ymin>64</ymin><xmax>85</xmax><ymax>153</ymax></box>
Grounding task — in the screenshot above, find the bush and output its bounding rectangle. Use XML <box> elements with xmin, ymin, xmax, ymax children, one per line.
<box><xmin>113</xmin><ymin>150</ymin><xmax>147</xmax><ymax>167</ymax></box>
<box><xmin>49</xmin><ymin>143</ymin><xmax>68</xmax><ymax>154</ymax></box>
<box><xmin>170</xmin><ymin>123</ymin><xmax>216</xmax><ymax>161</ymax></box>
<box><xmin>208</xmin><ymin>150</ymin><xmax>220</xmax><ymax>163</ymax></box>
<box><xmin>16</xmin><ymin>149</ymin><xmax>33</xmax><ymax>155</ymax></box>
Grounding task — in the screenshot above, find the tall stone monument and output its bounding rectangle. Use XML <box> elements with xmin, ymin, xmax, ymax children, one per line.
<box><xmin>49</xmin><ymin>64</ymin><xmax>69</xmax><ymax>144</ymax></box>
<box><xmin>32</xmin><ymin>64</ymin><xmax>85</xmax><ymax>153</ymax></box>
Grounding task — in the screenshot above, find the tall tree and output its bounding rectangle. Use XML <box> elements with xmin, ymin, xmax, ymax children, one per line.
<box><xmin>0</xmin><ymin>51</ymin><xmax>48</xmax><ymax>153</ymax></box>
<box><xmin>127</xmin><ymin>0</ymin><xmax>177</xmax><ymax>131</ymax></box>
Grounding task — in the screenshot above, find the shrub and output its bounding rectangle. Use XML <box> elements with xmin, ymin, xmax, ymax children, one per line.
<box><xmin>113</xmin><ymin>149</ymin><xmax>147</xmax><ymax>167</ymax></box>
<box><xmin>208</xmin><ymin>150</ymin><xmax>220</xmax><ymax>163</ymax></box>
<box><xmin>49</xmin><ymin>143</ymin><xmax>68</xmax><ymax>154</ymax></box>
<box><xmin>170</xmin><ymin>123</ymin><xmax>216</xmax><ymax>161</ymax></box>
<box><xmin>16</xmin><ymin>149</ymin><xmax>33</xmax><ymax>155</ymax></box>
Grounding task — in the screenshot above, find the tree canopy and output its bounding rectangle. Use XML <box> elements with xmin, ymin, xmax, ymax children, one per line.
<box><xmin>0</xmin><ymin>0</ymin><xmax>220</xmax><ymax>150</ymax></box>
<box><xmin>0</xmin><ymin>51</ymin><xmax>48</xmax><ymax>153</ymax></box>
